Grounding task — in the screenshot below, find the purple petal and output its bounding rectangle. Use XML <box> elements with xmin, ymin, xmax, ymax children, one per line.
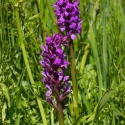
<box><xmin>69</xmin><ymin>22</ymin><xmax>76</xmax><ymax>29</ymax></box>
<box><xmin>60</xmin><ymin>27</ymin><xmax>65</xmax><ymax>31</ymax></box>
<box><xmin>46</xmin><ymin>98</ymin><xmax>53</xmax><ymax>104</ymax></box>
<box><xmin>46</xmin><ymin>90</ymin><xmax>52</xmax><ymax>96</ymax></box>
<box><xmin>61</xmin><ymin>60</ymin><xmax>69</xmax><ymax>67</ymax></box>
<box><xmin>71</xmin><ymin>34</ymin><xmax>76</xmax><ymax>40</ymax></box>
<box><xmin>56</xmin><ymin>48</ymin><xmax>63</xmax><ymax>54</ymax></box>
<box><xmin>64</xmin><ymin>76</ymin><xmax>69</xmax><ymax>81</ymax></box>
<box><xmin>59</xmin><ymin>17</ymin><xmax>65</xmax><ymax>23</ymax></box>
<box><xmin>53</xmin><ymin>58</ymin><xmax>61</xmax><ymax>66</ymax></box>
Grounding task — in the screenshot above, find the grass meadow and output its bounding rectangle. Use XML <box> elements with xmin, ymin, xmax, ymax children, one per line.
<box><xmin>0</xmin><ymin>0</ymin><xmax>125</xmax><ymax>125</ymax></box>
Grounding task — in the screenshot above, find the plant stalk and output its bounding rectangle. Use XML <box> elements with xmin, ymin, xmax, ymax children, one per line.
<box><xmin>57</xmin><ymin>102</ymin><xmax>64</xmax><ymax>125</ymax></box>
<box><xmin>80</xmin><ymin>43</ymin><xmax>90</xmax><ymax>73</ymax></box>
<box><xmin>15</xmin><ymin>9</ymin><xmax>47</xmax><ymax>125</ymax></box>
<box><xmin>69</xmin><ymin>40</ymin><xmax>79</xmax><ymax>118</ymax></box>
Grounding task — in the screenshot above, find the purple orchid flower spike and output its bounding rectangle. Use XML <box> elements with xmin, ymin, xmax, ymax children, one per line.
<box><xmin>40</xmin><ymin>34</ymin><xmax>71</xmax><ymax>109</ymax></box>
<box><xmin>54</xmin><ymin>0</ymin><xmax>83</xmax><ymax>40</ymax></box>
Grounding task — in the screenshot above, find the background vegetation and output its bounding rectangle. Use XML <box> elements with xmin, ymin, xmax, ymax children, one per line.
<box><xmin>0</xmin><ymin>0</ymin><xmax>125</xmax><ymax>124</ymax></box>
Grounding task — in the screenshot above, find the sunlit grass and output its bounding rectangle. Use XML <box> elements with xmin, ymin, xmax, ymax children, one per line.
<box><xmin>0</xmin><ymin>0</ymin><xmax>125</xmax><ymax>124</ymax></box>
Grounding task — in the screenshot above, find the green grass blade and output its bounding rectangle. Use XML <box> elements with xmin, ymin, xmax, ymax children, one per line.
<box><xmin>15</xmin><ymin>85</ymin><xmax>21</xmax><ymax>125</ymax></box>
<box><xmin>88</xmin><ymin>26</ymin><xmax>103</xmax><ymax>98</ymax></box>
<box><xmin>94</xmin><ymin>89</ymin><xmax>115</xmax><ymax>120</ymax></box>
<box><xmin>15</xmin><ymin>9</ymin><xmax>47</xmax><ymax>125</ymax></box>
<box><xmin>113</xmin><ymin>108</ymin><xmax>125</xmax><ymax>119</ymax></box>
<box><xmin>102</xmin><ymin>0</ymin><xmax>107</xmax><ymax>89</ymax></box>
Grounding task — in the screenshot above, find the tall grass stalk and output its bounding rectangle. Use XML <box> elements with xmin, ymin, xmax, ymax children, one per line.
<box><xmin>88</xmin><ymin>0</ymin><xmax>103</xmax><ymax>98</ymax></box>
<box><xmin>80</xmin><ymin>43</ymin><xmax>90</xmax><ymax>73</ymax></box>
<box><xmin>69</xmin><ymin>40</ymin><xmax>79</xmax><ymax>118</ymax></box>
<box><xmin>102</xmin><ymin>0</ymin><xmax>107</xmax><ymax>89</ymax></box>
<box><xmin>88</xmin><ymin>25</ymin><xmax>103</xmax><ymax>98</ymax></box>
<box><xmin>15</xmin><ymin>9</ymin><xmax>47</xmax><ymax>125</ymax></box>
<box><xmin>57</xmin><ymin>102</ymin><xmax>64</xmax><ymax>125</ymax></box>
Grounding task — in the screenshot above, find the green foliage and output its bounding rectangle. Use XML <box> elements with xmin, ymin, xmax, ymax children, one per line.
<box><xmin>0</xmin><ymin>0</ymin><xmax>125</xmax><ymax>125</ymax></box>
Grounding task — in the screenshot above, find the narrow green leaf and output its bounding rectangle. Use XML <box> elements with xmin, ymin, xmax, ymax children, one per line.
<box><xmin>73</xmin><ymin>113</ymin><xmax>94</xmax><ymax>125</ymax></box>
<box><xmin>95</xmin><ymin>89</ymin><xmax>115</xmax><ymax>119</ymax></box>
<box><xmin>102</xmin><ymin>0</ymin><xmax>107</xmax><ymax>89</ymax></box>
<box><xmin>88</xmin><ymin>26</ymin><xmax>103</xmax><ymax>98</ymax></box>
<box><xmin>72</xmin><ymin>113</ymin><xmax>84</xmax><ymax>125</ymax></box>
<box><xmin>0</xmin><ymin>83</ymin><xmax>10</xmax><ymax>108</ymax></box>
<box><xmin>86</xmin><ymin>89</ymin><xmax>115</xmax><ymax>123</ymax></box>
<box><xmin>113</xmin><ymin>108</ymin><xmax>125</xmax><ymax>119</ymax></box>
<box><xmin>86</xmin><ymin>105</ymin><xmax>97</xmax><ymax>123</ymax></box>
<box><xmin>15</xmin><ymin>85</ymin><xmax>22</xmax><ymax>125</ymax></box>
<box><xmin>80</xmin><ymin>114</ymin><xmax>93</xmax><ymax>123</ymax></box>
<box><xmin>79</xmin><ymin>85</ymin><xmax>92</xmax><ymax>114</ymax></box>
<box><xmin>2</xmin><ymin>102</ymin><xmax>7</xmax><ymax>123</ymax></box>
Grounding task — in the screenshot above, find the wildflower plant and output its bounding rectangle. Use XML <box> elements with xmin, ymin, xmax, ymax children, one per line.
<box><xmin>40</xmin><ymin>34</ymin><xmax>71</xmax><ymax>125</ymax></box>
<box><xmin>53</xmin><ymin>0</ymin><xmax>83</xmax><ymax>119</ymax></box>
<box><xmin>40</xmin><ymin>0</ymin><xmax>82</xmax><ymax>124</ymax></box>
<box><xmin>40</xmin><ymin>34</ymin><xmax>71</xmax><ymax>109</ymax></box>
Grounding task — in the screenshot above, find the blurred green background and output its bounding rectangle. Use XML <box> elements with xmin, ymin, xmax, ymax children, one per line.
<box><xmin>0</xmin><ymin>0</ymin><xmax>125</xmax><ymax>124</ymax></box>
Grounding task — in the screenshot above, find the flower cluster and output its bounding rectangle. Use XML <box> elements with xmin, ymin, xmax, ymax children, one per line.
<box><xmin>40</xmin><ymin>34</ymin><xmax>71</xmax><ymax>107</ymax></box>
<box><xmin>54</xmin><ymin>0</ymin><xmax>82</xmax><ymax>40</ymax></box>
<box><xmin>40</xmin><ymin>0</ymin><xmax>83</xmax><ymax>110</ymax></box>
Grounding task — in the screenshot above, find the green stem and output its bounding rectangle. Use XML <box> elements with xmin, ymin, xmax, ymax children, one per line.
<box><xmin>57</xmin><ymin>102</ymin><xmax>64</xmax><ymax>125</ymax></box>
<box><xmin>46</xmin><ymin>0</ymin><xmax>58</xmax><ymax>32</ymax></box>
<box><xmin>80</xmin><ymin>43</ymin><xmax>90</xmax><ymax>73</ymax></box>
<box><xmin>35</xmin><ymin>0</ymin><xmax>43</xmax><ymax>38</ymax></box>
<box><xmin>51</xmin><ymin>108</ymin><xmax>54</xmax><ymax>125</ymax></box>
<box><xmin>46</xmin><ymin>0</ymin><xmax>56</xmax><ymax>24</ymax></box>
<box><xmin>69</xmin><ymin>40</ymin><xmax>79</xmax><ymax>118</ymax></box>
<box><xmin>15</xmin><ymin>9</ymin><xmax>47</xmax><ymax>125</ymax></box>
